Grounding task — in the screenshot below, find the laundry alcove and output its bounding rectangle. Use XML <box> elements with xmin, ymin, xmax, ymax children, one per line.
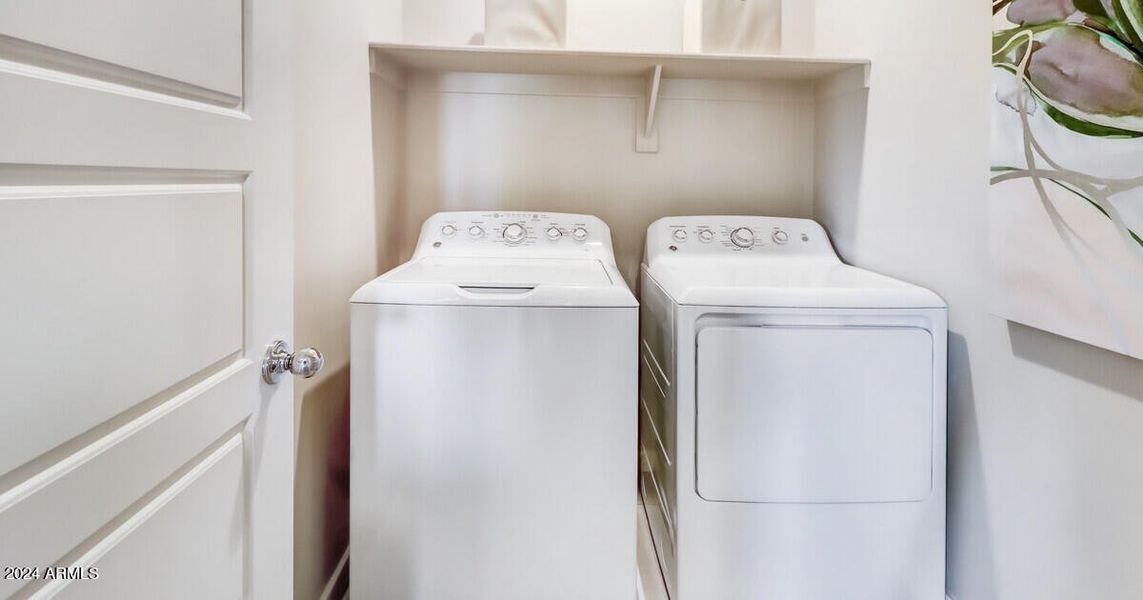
<box><xmin>368</xmin><ymin>42</ymin><xmax>871</xmax><ymax>283</ymax></box>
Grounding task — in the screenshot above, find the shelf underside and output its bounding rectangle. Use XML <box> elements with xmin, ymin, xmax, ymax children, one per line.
<box><xmin>371</xmin><ymin>43</ymin><xmax>869</xmax><ymax>85</ymax></box>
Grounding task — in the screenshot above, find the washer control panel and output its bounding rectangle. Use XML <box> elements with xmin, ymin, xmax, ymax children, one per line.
<box><xmin>414</xmin><ymin>211</ymin><xmax>616</xmax><ymax>260</ymax></box>
<box><xmin>647</xmin><ymin>216</ymin><xmax>836</xmax><ymax>261</ymax></box>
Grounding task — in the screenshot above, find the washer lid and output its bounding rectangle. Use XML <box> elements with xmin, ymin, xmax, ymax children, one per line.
<box><xmin>352</xmin><ymin>257</ymin><xmax>636</xmax><ymax>307</ymax></box>
<box><xmin>353</xmin><ymin>211</ymin><xmax>637</xmax><ymax>307</ymax></box>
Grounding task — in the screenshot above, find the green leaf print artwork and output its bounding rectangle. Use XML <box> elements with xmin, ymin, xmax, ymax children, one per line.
<box><xmin>990</xmin><ymin>0</ymin><xmax>1143</xmax><ymax>360</ymax></box>
<box><xmin>992</xmin><ymin>0</ymin><xmax>1143</xmax><ymax>247</ymax></box>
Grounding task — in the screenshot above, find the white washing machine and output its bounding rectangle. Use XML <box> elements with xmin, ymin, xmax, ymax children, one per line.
<box><xmin>350</xmin><ymin>211</ymin><xmax>638</xmax><ymax>600</ymax></box>
<box><xmin>638</xmin><ymin>216</ymin><xmax>947</xmax><ymax>600</ymax></box>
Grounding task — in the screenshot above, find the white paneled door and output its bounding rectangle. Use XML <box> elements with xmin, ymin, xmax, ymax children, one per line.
<box><xmin>0</xmin><ymin>1</ymin><xmax>297</xmax><ymax>598</ymax></box>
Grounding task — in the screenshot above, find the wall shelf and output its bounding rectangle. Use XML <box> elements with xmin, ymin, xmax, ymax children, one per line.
<box><xmin>370</xmin><ymin>43</ymin><xmax>870</xmax><ymax>153</ymax></box>
<box><xmin>367</xmin><ymin>42</ymin><xmax>871</xmax><ymax>277</ymax></box>
<box><xmin>370</xmin><ymin>43</ymin><xmax>870</xmax><ymax>87</ymax></box>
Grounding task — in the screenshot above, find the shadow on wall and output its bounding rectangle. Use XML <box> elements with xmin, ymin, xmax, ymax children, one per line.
<box><xmin>1008</xmin><ymin>322</ymin><xmax>1143</xmax><ymax>401</ymax></box>
<box><xmin>813</xmin><ymin>75</ymin><xmax>869</xmax><ymax>263</ymax></box>
<box><xmin>371</xmin><ymin>70</ymin><xmax>410</xmax><ymax>272</ymax></box>
<box><xmin>946</xmin><ymin>332</ymin><xmax>998</xmax><ymax>600</ymax></box>
<box><xmin>296</xmin><ymin>365</ymin><xmax>351</xmax><ymax>600</ymax></box>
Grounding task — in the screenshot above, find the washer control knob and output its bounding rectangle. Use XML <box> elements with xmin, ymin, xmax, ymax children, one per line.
<box><xmin>772</xmin><ymin>229</ymin><xmax>789</xmax><ymax>245</ymax></box>
<box><xmin>503</xmin><ymin>223</ymin><xmax>527</xmax><ymax>244</ymax></box>
<box><xmin>546</xmin><ymin>226</ymin><xmax>563</xmax><ymax>240</ymax></box>
<box><xmin>440</xmin><ymin>224</ymin><xmax>457</xmax><ymax>237</ymax></box>
<box><xmin>698</xmin><ymin>229</ymin><xmax>715</xmax><ymax>243</ymax></box>
<box><xmin>468</xmin><ymin>225</ymin><xmax>485</xmax><ymax>239</ymax></box>
<box><xmin>731</xmin><ymin>227</ymin><xmax>755</xmax><ymax>248</ymax></box>
<box><xmin>572</xmin><ymin>227</ymin><xmax>589</xmax><ymax>242</ymax></box>
<box><xmin>673</xmin><ymin>229</ymin><xmax>689</xmax><ymax>242</ymax></box>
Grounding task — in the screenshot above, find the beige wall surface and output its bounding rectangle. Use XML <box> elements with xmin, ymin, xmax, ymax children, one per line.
<box><xmin>294</xmin><ymin>1</ymin><xmax>391</xmax><ymax>598</ymax></box>
<box><xmin>811</xmin><ymin>3</ymin><xmax>1143</xmax><ymax>600</ymax></box>
<box><xmin>391</xmin><ymin>73</ymin><xmax>817</xmax><ymax>285</ymax></box>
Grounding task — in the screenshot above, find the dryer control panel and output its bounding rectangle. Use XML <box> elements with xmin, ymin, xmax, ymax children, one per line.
<box><xmin>412</xmin><ymin>211</ymin><xmax>619</xmax><ymax>261</ymax></box>
<box><xmin>645</xmin><ymin>216</ymin><xmax>838</xmax><ymax>263</ymax></box>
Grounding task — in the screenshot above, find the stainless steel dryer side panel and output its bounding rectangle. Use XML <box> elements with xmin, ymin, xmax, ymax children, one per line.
<box><xmin>638</xmin><ymin>269</ymin><xmax>679</xmax><ymax>599</ymax></box>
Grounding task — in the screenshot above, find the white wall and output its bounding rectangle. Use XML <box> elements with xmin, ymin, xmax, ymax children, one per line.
<box><xmin>812</xmin><ymin>2</ymin><xmax>1143</xmax><ymax>600</ymax></box>
<box><xmin>388</xmin><ymin>72</ymin><xmax>816</xmax><ymax>283</ymax></box>
<box><xmin>294</xmin><ymin>1</ymin><xmax>388</xmax><ymax>598</ymax></box>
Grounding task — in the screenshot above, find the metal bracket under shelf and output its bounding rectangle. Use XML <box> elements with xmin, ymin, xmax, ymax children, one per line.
<box><xmin>636</xmin><ymin>64</ymin><xmax>662</xmax><ymax>154</ymax></box>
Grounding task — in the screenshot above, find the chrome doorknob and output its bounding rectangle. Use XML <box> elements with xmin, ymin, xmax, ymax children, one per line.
<box><xmin>262</xmin><ymin>340</ymin><xmax>325</xmax><ymax>384</ymax></box>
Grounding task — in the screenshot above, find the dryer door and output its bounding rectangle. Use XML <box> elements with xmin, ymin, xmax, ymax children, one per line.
<box><xmin>695</xmin><ymin>325</ymin><xmax>933</xmax><ymax>503</ymax></box>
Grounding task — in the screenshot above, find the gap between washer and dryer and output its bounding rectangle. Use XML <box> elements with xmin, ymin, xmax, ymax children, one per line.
<box><xmin>636</xmin><ymin>499</ymin><xmax>669</xmax><ymax>600</ymax></box>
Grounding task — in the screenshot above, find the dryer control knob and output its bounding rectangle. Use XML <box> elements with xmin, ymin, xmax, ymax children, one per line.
<box><xmin>468</xmin><ymin>225</ymin><xmax>485</xmax><ymax>239</ymax></box>
<box><xmin>440</xmin><ymin>224</ymin><xmax>457</xmax><ymax>237</ymax></box>
<box><xmin>673</xmin><ymin>229</ymin><xmax>688</xmax><ymax>242</ymax></box>
<box><xmin>546</xmin><ymin>226</ymin><xmax>563</xmax><ymax>240</ymax></box>
<box><xmin>503</xmin><ymin>223</ymin><xmax>527</xmax><ymax>244</ymax></box>
<box><xmin>572</xmin><ymin>227</ymin><xmax>589</xmax><ymax>242</ymax></box>
<box><xmin>698</xmin><ymin>229</ymin><xmax>715</xmax><ymax>243</ymax></box>
<box><xmin>772</xmin><ymin>229</ymin><xmax>789</xmax><ymax>245</ymax></box>
<box><xmin>731</xmin><ymin>227</ymin><xmax>755</xmax><ymax>248</ymax></box>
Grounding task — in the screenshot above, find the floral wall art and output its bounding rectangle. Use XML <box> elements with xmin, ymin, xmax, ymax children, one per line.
<box><xmin>991</xmin><ymin>0</ymin><xmax>1143</xmax><ymax>360</ymax></box>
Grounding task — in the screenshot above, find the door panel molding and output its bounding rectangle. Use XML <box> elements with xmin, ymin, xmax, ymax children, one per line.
<box><xmin>0</xmin><ymin>0</ymin><xmax>243</xmax><ymax>99</ymax></box>
<box><xmin>0</xmin><ymin>361</ymin><xmax>254</xmax><ymax>599</ymax></box>
<box><xmin>0</xmin><ymin>352</ymin><xmax>242</xmax><ymax>495</ymax></box>
<box><xmin>0</xmin><ymin>164</ymin><xmax>248</xmax><ymax>187</ymax></box>
<box><xmin>0</xmin><ymin>185</ymin><xmax>245</xmax><ymax>475</ymax></box>
<box><xmin>29</xmin><ymin>434</ymin><xmax>247</xmax><ymax>599</ymax></box>
<box><xmin>0</xmin><ymin>58</ymin><xmax>247</xmax><ymax>120</ymax></box>
<box><xmin>0</xmin><ymin>63</ymin><xmax>249</xmax><ymax>169</ymax></box>
<box><xmin>0</xmin><ymin>35</ymin><xmax>241</xmax><ymax>108</ymax></box>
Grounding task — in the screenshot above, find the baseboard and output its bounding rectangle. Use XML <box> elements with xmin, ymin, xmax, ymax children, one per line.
<box><xmin>318</xmin><ymin>548</ymin><xmax>350</xmax><ymax>600</ymax></box>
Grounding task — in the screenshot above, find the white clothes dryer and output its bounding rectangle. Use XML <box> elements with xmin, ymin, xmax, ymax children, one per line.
<box><xmin>351</xmin><ymin>212</ymin><xmax>638</xmax><ymax>600</ymax></box>
<box><xmin>639</xmin><ymin>216</ymin><xmax>947</xmax><ymax>600</ymax></box>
